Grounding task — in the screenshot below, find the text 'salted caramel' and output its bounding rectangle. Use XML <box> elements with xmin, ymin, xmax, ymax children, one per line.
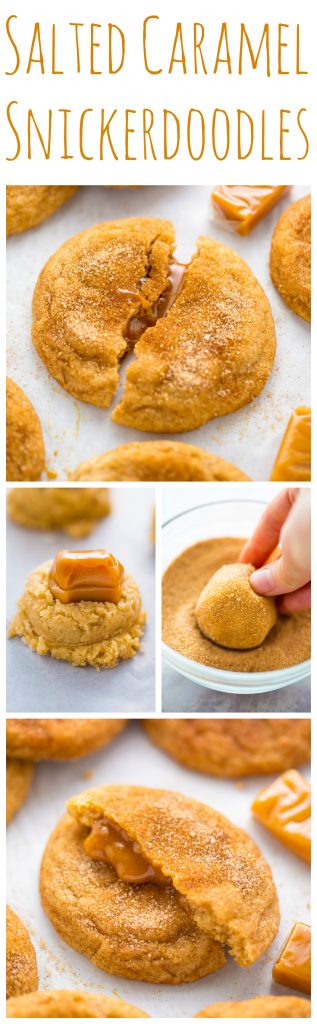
<box><xmin>84</xmin><ymin>817</ymin><xmax>171</xmax><ymax>887</ymax></box>
<box><xmin>48</xmin><ymin>549</ymin><xmax>123</xmax><ymax>604</ymax></box>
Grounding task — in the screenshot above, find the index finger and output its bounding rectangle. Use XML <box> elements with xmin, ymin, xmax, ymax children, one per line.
<box><xmin>239</xmin><ymin>488</ymin><xmax>298</xmax><ymax>567</ymax></box>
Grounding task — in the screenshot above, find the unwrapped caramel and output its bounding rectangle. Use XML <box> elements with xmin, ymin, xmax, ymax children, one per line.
<box><xmin>49</xmin><ymin>549</ymin><xmax>123</xmax><ymax>604</ymax></box>
<box><xmin>211</xmin><ymin>185</ymin><xmax>289</xmax><ymax>235</ymax></box>
<box><xmin>125</xmin><ymin>260</ymin><xmax>187</xmax><ymax>342</ymax></box>
<box><xmin>271</xmin><ymin>407</ymin><xmax>311</xmax><ymax>482</ymax></box>
<box><xmin>252</xmin><ymin>769</ymin><xmax>311</xmax><ymax>863</ymax></box>
<box><xmin>84</xmin><ymin>817</ymin><xmax>170</xmax><ymax>887</ymax></box>
<box><xmin>273</xmin><ymin>922</ymin><xmax>311</xmax><ymax>994</ymax></box>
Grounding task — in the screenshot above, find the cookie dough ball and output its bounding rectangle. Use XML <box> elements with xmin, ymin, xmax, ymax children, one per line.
<box><xmin>40</xmin><ymin>784</ymin><xmax>279</xmax><ymax>984</ymax></box>
<box><xmin>270</xmin><ymin>194</ymin><xmax>311</xmax><ymax>321</ymax></box>
<box><xmin>7</xmin><ymin>487</ymin><xmax>111</xmax><ymax>537</ymax></box>
<box><xmin>6</xmin><ymin>186</ymin><xmax>78</xmax><ymax>236</ymax></box>
<box><xmin>196</xmin><ymin>995</ymin><xmax>311</xmax><ymax>1017</ymax></box>
<box><xmin>143</xmin><ymin>719</ymin><xmax>311</xmax><ymax>777</ymax></box>
<box><xmin>6</xmin><ymin>378</ymin><xmax>45</xmax><ymax>482</ymax></box>
<box><xmin>195</xmin><ymin>563</ymin><xmax>277</xmax><ymax>649</ymax></box>
<box><xmin>70</xmin><ymin>440</ymin><xmax>250</xmax><ymax>482</ymax></box>
<box><xmin>9</xmin><ymin>559</ymin><xmax>145</xmax><ymax>670</ymax></box>
<box><xmin>6</xmin><ymin>718</ymin><xmax>126</xmax><ymax>761</ymax></box>
<box><xmin>6</xmin><ymin>907</ymin><xmax>37</xmax><ymax>999</ymax></box>
<box><xmin>6</xmin><ymin>758</ymin><xmax>34</xmax><ymax>824</ymax></box>
<box><xmin>6</xmin><ymin>990</ymin><xmax>149</xmax><ymax>1018</ymax></box>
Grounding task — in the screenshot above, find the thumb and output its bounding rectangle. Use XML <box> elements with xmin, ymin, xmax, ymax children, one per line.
<box><xmin>250</xmin><ymin>555</ymin><xmax>307</xmax><ymax>597</ymax></box>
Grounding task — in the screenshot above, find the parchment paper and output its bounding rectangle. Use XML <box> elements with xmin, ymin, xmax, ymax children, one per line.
<box><xmin>6</xmin><ymin>185</ymin><xmax>310</xmax><ymax>482</ymax></box>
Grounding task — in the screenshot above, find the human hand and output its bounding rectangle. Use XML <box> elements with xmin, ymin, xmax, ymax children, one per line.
<box><xmin>239</xmin><ymin>488</ymin><xmax>311</xmax><ymax>613</ymax></box>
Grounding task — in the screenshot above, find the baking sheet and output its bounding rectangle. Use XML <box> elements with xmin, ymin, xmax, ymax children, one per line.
<box><xmin>6</xmin><ymin>721</ymin><xmax>311</xmax><ymax>1018</ymax></box>
<box><xmin>6</xmin><ymin>488</ymin><xmax>155</xmax><ymax>713</ymax></box>
<box><xmin>6</xmin><ymin>185</ymin><xmax>310</xmax><ymax>482</ymax></box>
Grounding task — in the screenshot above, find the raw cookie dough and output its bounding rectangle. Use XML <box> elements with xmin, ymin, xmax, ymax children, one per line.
<box><xmin>40</xmin><ymin>784</ymin><xmax>279</xmax><ymax>984</ymax></box>
<box><xmin>70</xmin><ymin>441</ymin><xmax>250</xmax><ymax>482</ymax></box>
<box><xmin>6</xmin><ymin>990</ymin><xmax>149</xmax><ymax>1018</ymax></box>
<box><xmin>6</xmin><ymin>758</ymin><xmax>34</xmax><ymax>824</ymax></box>
<box><xmin>6</xmin><ymin>378</ymin><xmax>45</xmax><ymax>482</ymax></box>
<box><xmin>6</xmin><ymin>718</ymin><xmax>126</xmax><ymax>761</ymax></box>
<box><xmin>6</xmin><ymin>186</ymin><xmax>78</xmax><ymax>236</ymax></box>
<box><xmin>270</xmin><ymin>194</ymin><xmax>311</xmax><ymax>322</ymax></box>
<box><xmin>9</xmin><ymin>559</ymin><xmax>145</xmax><ymax>670</ymax></box>
<box><xmin>7</xmin><ymin>487</ymin><xmax>111</xmax><ymax>537</ymax></box>
<box><xmin>6</xmin><ymin>906</ymin><xmax>38</xmax><ymax>999</ymax></box>
<box><xmin>195</xmin><ymin>563</ymin><xmax>277</xmax><ymax>649</ymax></box>
<box><xmin>32</xmin><ymin>218</ymin><xmax>276</xmax><ymax>430</ymax></box>
<box><xmin>162</xmin><ymin>538</ymin><xmax>310</xmax><ymax>672</ymax></box>
<box><xmin>143</xmin><ymin>719</ymin><xmax>311</xmax><ymax>777</ymax></box>
<box><xmin>196</xmin><ymin>995</ymin><xmax>311</xmax><ymax>1017</ymax></box>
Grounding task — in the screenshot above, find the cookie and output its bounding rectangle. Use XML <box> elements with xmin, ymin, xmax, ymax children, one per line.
<box><xmin>40</xmin><ymin>785</ymin><xmax>279</xmax><ymax>984</ymax></box>
<box><xmin>6</xmin><ymin>718</ymin><xmax>126</xmax><ymax>761</ymax></box>
<box><xmin>9</xmin><ymin>559</ymin><xmax>145</xmax><ymax>670</ymax></box>
<box><xmin>195</xmin><ymin>563</ymin><xmax>277</xmax><ymax>649</ymax></box>
<box><xmin>6</xmin><ymin>906</ymin><xmax>37</xmax><ymax>999</ymax></box>
<box><xmin>70</xmin><ymin>441</ymin><xmax>250</xmax><ymax>482</ymax></box>
<box><xmin>6</xmin><ymin>378</ymin><xmax>45</xmax><ymax>482</ymax></box>
<box><xmin>6</xmin><ymin>758</ymin><xmax>34</xmax><ymax>824</ymax></box>
<box><xmin>143</xmin><ymin>719</ymin><xmax>311</xmax><ymax>777</ymax></box>
<box><xmin>196</xmin><ymin>995</ymin><xmax>311</xmax><ymax>1017</ymax></box>
<box><xmin>7</xmin><ymin>487</ymin><xmax>111</xmax><ymax>537</ymax></box>
<box><xmin>32</xmin><ymin>219</ymin><xmax>275</xmax><ymax>431</ymax></box>
<box><xmin>6</xmin><ymin>186</ymin><xmax>78</xmax><ymax>236</ymax></box>
<box><xmin>6</xmin><ymin>990</ymin><xmax>148</xmax><ymax>1018</ymax></box>
<box><xmin>270</xmin><ymin>194</ymin><xmax>311</xmax><ymax>321</ymax></box>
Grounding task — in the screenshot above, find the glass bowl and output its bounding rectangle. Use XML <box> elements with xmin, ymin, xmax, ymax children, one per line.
<box><xmin>162</xmin><ymin>499</ymin><xmax>310</xmax><ymax>695</ymax></box>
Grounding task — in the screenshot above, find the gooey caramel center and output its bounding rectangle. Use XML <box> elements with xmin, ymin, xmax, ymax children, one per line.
<box><xmin>48</xmin><ymin>549</ymin><xmax>124</xmax><ymax>604</ymax></box>
<box><xmin>84</xmin><ymin>817</ymin><xmax>171</xmax><ymax>887</ymax></box>
<box><xmin>125</xmin><ymin>259</ymin><xmax>188</xmax><ymax>342</ymax></box>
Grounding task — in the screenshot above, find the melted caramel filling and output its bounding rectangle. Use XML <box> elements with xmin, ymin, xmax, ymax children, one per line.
<box><xmin>49</xmin><ymin>549</ymin><xmax>123</xmax><ymax>604</ymax></box>
<box><xmin>125</xmin><ymin>260</ymin><xmax>187</xmax><ymax>342</ymax></box>
<box><xmin>84</xmin><ymin>817</ymin><xmax>171</xmax><ymax>886</ymax></box>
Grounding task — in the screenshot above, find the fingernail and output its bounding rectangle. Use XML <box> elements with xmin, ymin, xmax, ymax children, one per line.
<box><xmin>250</xmin><ymin>567</ymin><xmax>275</xmax><ymax>594</ymax></box>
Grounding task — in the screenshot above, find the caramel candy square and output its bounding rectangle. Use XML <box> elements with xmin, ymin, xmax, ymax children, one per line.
<box><xmin>252</xmin><ymin>769</ymin><xmax>311</xmax><ymax>863</ymax></box>
<box><xmin>273</xmin><ymin>922</ymin><xmax>311</xmax><ymax>994</ymax></box>
<box><xmin>271</xmin><ymin>407</ymin><xmax>311</xmax><ymax>482</ymax></box>
<box><xmin>211</xmin><ymin>185</ymin><xmax>289</xmax><ymax>235</ymax></box>
<box><xmin>49</xmin><ymin>549</ymin><xmax>123</xmax><ymax>604</ymax></box>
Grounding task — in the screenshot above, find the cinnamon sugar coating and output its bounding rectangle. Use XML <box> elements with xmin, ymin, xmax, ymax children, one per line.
<box><xmin>6</xmin><ymin>907</ymin><xmax>37</xmax><ymax>999</ymax></box>
<box><xmin>143</xmin><ymin>719</ymin><xmax>311</xmax><ymax>777</ymax></box>
<box><xmin>40</xmin><ymin>785</ymin><xmax>279</xmax><ymax>984</ymax></box>
<box><xmin>6</xmin><ymin>718</ymin><xmax>126</xmax><ymax>761</ymax></box>
<box><xmin>6</xmin><ymin>758</ymin><xmax>34</xmax><ymax>824</ymax></box>
<box><xmin>6</xmin><ymin>990</ymin><xmax>149</xmax><ymax>1018</ymax></box>
<box><xmin>6</xmin><ymin>186</ymin><xmax>78</xmax><ymax>235</ymax></box>
<box><xmin>270</xmin><ymin>194</ymin><xmax>311</xmax><ymax>321</ymax></box>
<box><xmin>6</xmin><ymin>378</ymin><xmax>45</xmax><ymax>482</ymax></box>
<box><xmin>70</xmin><ymin>440</ymin><xmax>250</xmax><ymax>482</ymax></box>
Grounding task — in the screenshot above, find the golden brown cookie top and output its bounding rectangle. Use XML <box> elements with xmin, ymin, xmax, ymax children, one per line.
<box><xmin>196</xmin><ymin>995</ymin><xmax>311</xmax><ymax>1017</ymax></box>
<box><xmin>6</xmin><ymin>989</ymin><xmax>149</xmax><ymax>1018</ymax></box>
<box><xmin>70</xmin><ymin>440</ymin><xmax>250</xmax><ymax>482</ymax></box>
<box><xmin>270</xmin><ymin>193</ymin><xmax>311</xmax><ymax>321</ymax></box>
<box><xmin>143</xmin><ymin>718</ymin><xmax>311</xmax><ymax>777</ymax></box>
<box><xmin>6</xmin><ymin>378</ymin><xmax>45</xmax><ymax>482</ymax></box>
<box><xmin>6</xmin><ymin>718</ymin><xmax>126</xmax><ymax>761</ymax></box>
<box><xmin>6</xmin><ymin>906</ymin><xmax>38</xmax><ymax>999</ymax></box>
<box><xmin>6</xmin><ymin>185</ymin><xmax>78</xmax><ymax>236</ymax></box>
<box><xmin>68</xmin><ymin>784</ymin><xmax>279</xmax><ymax>966</ymax></box>
<box><xmin>32</xmin><ymin>217</ymin><xmax>174</xmax><ymax>408</ymax></box>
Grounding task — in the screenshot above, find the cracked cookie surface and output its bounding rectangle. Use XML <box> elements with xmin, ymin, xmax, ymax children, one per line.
<box><xmin>40</xmin><ymin>784</ymin><xmax>279</xmax><ymax>984</ymax></box>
